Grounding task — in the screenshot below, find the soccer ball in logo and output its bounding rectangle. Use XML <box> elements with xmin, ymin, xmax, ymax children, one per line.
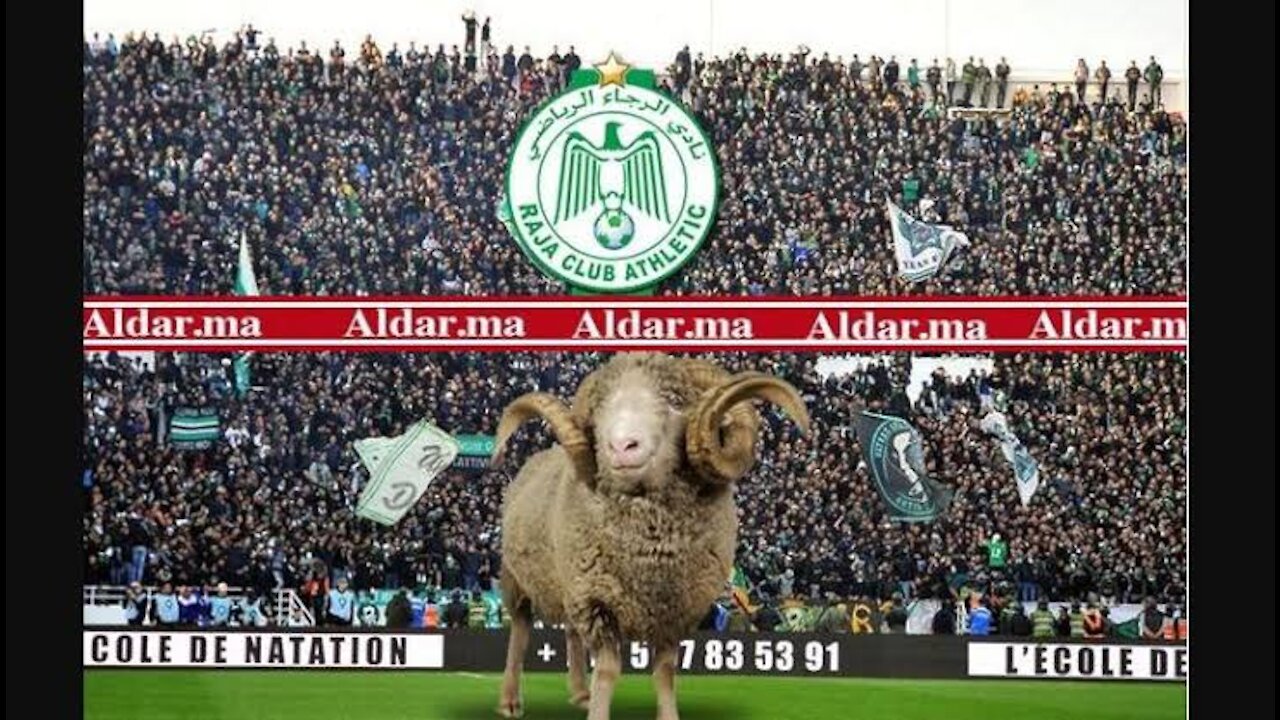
<box><xmin>593</xmin><ymin>209</ymin><xmax>635</xmax><ymax>250</ymax></box>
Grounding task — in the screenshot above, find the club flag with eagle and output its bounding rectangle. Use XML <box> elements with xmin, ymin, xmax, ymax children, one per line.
<box><xmin>354</xmin><ymin>420</ymin><xmax>460</xmax><ymax>526</ymax></box>
<box><xmin>233</xmin><ymin>232</ymin><xmax>259</xmax><ymax>396</ymax></box>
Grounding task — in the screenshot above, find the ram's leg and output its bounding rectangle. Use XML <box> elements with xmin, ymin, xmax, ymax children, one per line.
<box><xmin>651</xmin><ymin>643</ymin><xmax>680</xmax><ymax>720</ymax></box>
<box><xmin>586</xmin><ymin>639</ymin><xmax>622</xmax><ymax>720</ymax></box>
<box><xmin>566</xmin><ymin>626</ymin><xmax>591</xmax><ymax>708</ymax></box>
<box><xmin>498</xmin><ymin>599</ymin><xmax>531</xmax><ymax>718</ymax></box>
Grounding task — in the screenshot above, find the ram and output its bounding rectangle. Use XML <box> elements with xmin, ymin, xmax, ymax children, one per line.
<box><xmin>492</xmin><ymin>353</ymin><xmax>810</xmax><ymax>720</ymax></box>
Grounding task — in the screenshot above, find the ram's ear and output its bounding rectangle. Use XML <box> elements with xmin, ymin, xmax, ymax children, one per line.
<box><xmin>494</xmin><ymin>392</ymin><xmax>597</xmax><ymax>484</ymax></box>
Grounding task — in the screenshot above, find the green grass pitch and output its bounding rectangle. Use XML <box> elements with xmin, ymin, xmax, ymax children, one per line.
<box><xmin>85</xmin><ymin>670</ymin><xmax>1185</xmax><ymax>720</ymax></box>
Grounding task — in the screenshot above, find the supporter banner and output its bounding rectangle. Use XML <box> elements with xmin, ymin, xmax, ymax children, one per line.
<box><xmin>81</xmin><ymin>297</ymin><xmax>1187</xmax><ymax>352</ymax></box>
<box><xmin>886</xmin><ymin>199</ymin><xmax>970</xmax><ymax>282</ymax></box>
<box><xmin>452</xmin><ymin>434</ymin><xmax>497</xmax><ymax>470</ymax></box>
<box><xmin>354</xmin><ymin>421</ymin><xmax>460</xmax><ymax>526</ymax></box>
<box><xmin>169</xmin><ymin>407</ymin><xmax>220</xmax><ymax>449</ymax></box>
<box><xmin>82</xmin><ymin>629</ymin><xmax>1184</xmax><ymax>682</ymax></box>
<box><xmin>979</xmin><ymin>410</ymin><xmax>1041</xmax><ymax>506</ymax></box>
<box><xmin>855</xmin><ymin>411</ymin><xmax>954</xmax><ymax>522</ymax></box>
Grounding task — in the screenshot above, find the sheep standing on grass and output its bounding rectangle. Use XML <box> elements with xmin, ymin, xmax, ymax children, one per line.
<box><xmin>492</xmin><ymin>353</ymin><xmax>810</xmax><ymax>720</ymax></box>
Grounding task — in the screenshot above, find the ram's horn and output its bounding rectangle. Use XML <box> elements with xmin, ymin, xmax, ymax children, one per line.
<box><xmin>494</xmin><ymin>392</ymin><xmax>596</xmax><ymax>482</ymax></box>
<box><xmin>685</xmin><ymin>373</ymin><xmax>811</xmax><ymax>484</ymax></box>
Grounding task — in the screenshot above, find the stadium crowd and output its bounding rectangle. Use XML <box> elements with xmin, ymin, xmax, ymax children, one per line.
<box><xmin>84</xmin><ymin>350</ymin><xmax>1187</xmax><ymax>619</ymax></box>
<box><xmin>84</xmin><ymin>30</ymin><xmax>1185</xmax><ymax>297</ymax></box>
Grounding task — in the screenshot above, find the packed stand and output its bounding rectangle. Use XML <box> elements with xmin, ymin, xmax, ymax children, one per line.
<box><xmin>83</xmin><ymin>30</ymin><xmax>1186</xmax><ymax>296</ymax></box>
<box><xmin>84</xmin><ymin>350</ymin><xmax>1187</xmax><ymax>620</ymax></box>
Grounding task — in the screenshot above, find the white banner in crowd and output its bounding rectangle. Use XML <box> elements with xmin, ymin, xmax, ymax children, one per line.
<box><xmin>354</xmin><ymin>420</ymin><xmax>460</xmax><ymax>526</ymax></box>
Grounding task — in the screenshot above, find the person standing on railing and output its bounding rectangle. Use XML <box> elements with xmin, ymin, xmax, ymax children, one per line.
<box><xmin>927</xmin><ymin>59</ymin><xmax>942</xmax><ymax>103</ymax></box>
<box><xmin>884</xmin><ymin>56</ymin><xmax>900</xmax><ymax>92</ymax></box>
<box><xmin>1095</xmin><ymin>60</ymin><xmax>1112</xmax><ymax>103</ymax></box>
<box><xmin>945</xmin><ymin>57</ymin><xmax>957</xmax><ymax>105</ymax></box>
<box><xmin>1144</xmin><ymin>56</ymin><xmax>1163</xmax><ymax>106</ymax></box>
<box><xmin>976</xmin><ymin>59</ymin><xmax>993</xmax><ymax>107</ymax></box>
<box><xmin>126</xmin><ymin>512</ymin><xmax>152</xmax><ymax>584</ymax></box>
<box><xmin>961</xmin><ymin>57</ymin><xmax>977</xmax><ymax>105</ymax></box>
<box><xmin>1074</xmin><ymin>59</ymin><xmax>1090</xmax><ymax>103</ymax></box>
<box><xmin>995</xmin><ymin>57</ymin><xmax>1010</xmax><ymax>108</ymax></box>
<box><xmin>1125</xmin><ymin>60</ymin><xmax>1142</xmax><ymax>111</ymax></box>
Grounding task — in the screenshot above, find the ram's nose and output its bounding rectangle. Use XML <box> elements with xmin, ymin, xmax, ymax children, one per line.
<box><xmin>607</xmin><ymin>433</ymin><xmax>651</xmax><ymax>468</ymax></box>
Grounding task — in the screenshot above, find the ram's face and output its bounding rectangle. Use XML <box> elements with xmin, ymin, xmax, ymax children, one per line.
<box><xmin>588</xmin><ymin>365</ymin><xmax>688</xmax><ymax>495</ymax></box>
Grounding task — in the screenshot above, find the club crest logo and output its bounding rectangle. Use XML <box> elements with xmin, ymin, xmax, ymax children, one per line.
<box><xmin>504</xmin><ymin>53</ymin><xmax>719</xmax><ymax>294</ymax></box>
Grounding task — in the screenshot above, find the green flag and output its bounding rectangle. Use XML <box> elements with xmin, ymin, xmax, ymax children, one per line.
<box><xmin>854</xmin><ymin>410</ymin><xmax>955</xmax><ymax>522</ymax></box>
<box><xmin>233</xmin><ymin>232</ymin><xmax>259</xmax><ymax>397</ymax></box>
<box><xmin>170</xmin><ymin>407</ymin><xmax>221</xmax><ymax>449</ymax></box>
<box><xmin>1112</xmin><ymin>616</ymin><xmax>1141</xmax><ymax>639</ymax></box>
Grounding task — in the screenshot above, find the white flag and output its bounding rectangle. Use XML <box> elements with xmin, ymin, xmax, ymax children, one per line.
<box><xmin>885</xmin><ymin>199</ymin><xmax>970</xmax><ymax>282</ymax></box>
<box><xmin>354</xmin><ymin>420</ymin><xmax>460</xmax><ymax>526</ymax></box>
<box><xmin>979</xmin><ymin>410</ymin><xmax>1040</xmax><ymax>507</ymax></box>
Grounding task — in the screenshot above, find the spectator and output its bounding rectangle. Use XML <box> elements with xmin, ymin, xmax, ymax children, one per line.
<box><xmin>884</xmin><ymin>55</ymin><xmax>900</xmax><ymax>90</ymax></box>
<box><xmin>907</xmin><ymin>58</ymin><xmax>921</xmax><ymax>92</ymax></box>
<box><xmin>1095</xmin><ymin>60</ymin><xmax>1112</xmax><ymax>102</ymax></box>
<box><xmin>961</xmin><ymin>56</ymin><xmax>976</xmax><ymax>104</ymax></box>
<box><xmin>1074</xmin><ymin>58</ymin><xmax>1089</xmax><ymax>102</ymax></box>
<box><xmin>1054</xmin><ymin>606</ymin><xmax>1071</xmax><ymax>637</ymax></box>
<box><xmin>177</xmin><ymin>585</ymin><xmax>203</xmax><ymax>627</ymax></box>
<box><xmin>968</xmin><ymin>596</ymin><xmax>993</xmax><ymax>636</ymax></box>
<box><xmin>207</xmin><ymin>582</ymin><xmax>233</xmax><ymax>627</ymax></box>
<box><xmin>423</xmin><ymin>591</ymin><xmax>441</xmax><ymax>629</ymax></box>
<box><xmin>123</xmin><ymin>581</ymin><xmax>147</xmax><ymax>625</ymax></box>
<box><xmin>1068</xmin><ymin>602</ymin><xmax>1085</xmax><ymax>638</ymax></box>
<box><xmin>326</xmin><ymin>576</ymin><xmax>356</xmax><ymax>626</ymax></box>
<box><xmin>985</xmin><ymin>533</ymin><xmax>1008</xmax><ymax>571</ymax></box>
<box><xmin>563</xmin><ymin>45</ymin><xmax>581</xmax><ymax>85</ymax></box>
<box><xmin>926</xmin><ymin>58</ymin><xmax>942</xmax><ymax>102</ymax></box>
<box><xmin>945</xmin><ymin>57</ymin><xmax>957</xmax><ymax>104</ymax></box>
<box><xmin>385</xmin><ymin>588</ymin><xmax>412</xmax><ymax>628</ymax></box>
<box><xmin>932</xmin><ymin>598</ymin><xmax>957</xmax><ymax>635</ymax></box>
<box><xmin>126</xmin><ymin>512</ymin><xmax>152</xmax><ymax>584</ymax></box>
<box><xmin>238</xmin><ymin>588</ymin><xmax>266</xmax><ymax>627</ymax></box>
<box><xmin>444</xmin><ymin>590</ymin><xmax>469</xmax><ymax>628</ymax></box>
<box><xmin>1140</xmin><ymin>596</ymin><xmax>1165</xmax><ymax>639</ymax></box>
<box><xmin>467</xmin><ymin>591</ymin><xmax>487</xmax><ymax>629</ymax></box>
<box><xmin>975</xmin><ymin>58</ymin><xmax>992</xmax><ymax>107</ymax></box>
<box><xmin>1125</xmin><ymin>60</ymin><xmax>1142</xmax><ymax>110</ymax></box>
<box><xmin>1009</xmin><ymin>602</ymin><xmax>1033</xmax><ymax>637</ymax></box>
<box><xmin>1031</xmin><ymin>600</ymin><xmax>1055</xmax><ymax>638</ymax></box>
<box><xmin>1144</xmin><ymin>56</ymin><xmax>1164</xmax><ymax>106</ymax></box>
<box><xmin>1082</xmin><ymin>597</ymin><xmax>1105</xmax><ymax>639</ymax></box>
<box><xmin>152</xmin><ymin>581</ymin><xmax>179</xmax><ymax>627</ymax></box>
<box><xmin>480</xmin><ymin>16</ymin><xmax>492</xmax><ymax>58</ymax></box>
<box><xmin>462</xmin><ymin>11</ymin><xmax>477</xmax><ymax>55</ymax></box>
<box><xmin>994</xmin><ymin>57</ymin><xmax>1010</xmax><ymax>107</ymax></box>
<box><xmin>884</xmin><ymin>594</ymin><xmax>909</xmax><ymax>633</ymax></box>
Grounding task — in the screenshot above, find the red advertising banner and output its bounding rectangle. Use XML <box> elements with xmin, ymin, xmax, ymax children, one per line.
<box><xmin>82</xmin><ymin>297</ymin><xmax>1187</xmax><ymax>353</ymax></box>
